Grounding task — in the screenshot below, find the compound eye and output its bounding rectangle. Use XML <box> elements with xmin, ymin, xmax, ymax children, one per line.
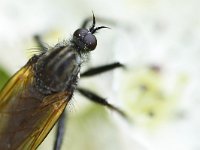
<box><xmin>83</xmin><ymin>33</ymin><xmax>97</xmax><ymax>50</ymax></box>
<box><xmin>73</xmin><ymin>29</ymin><xmax>88</xmax><ymax>39</ymax></box>
<box><xmin>73</xmin><ymin>28</ymin><xmax>97</xmax><ymax>51</ymax></box>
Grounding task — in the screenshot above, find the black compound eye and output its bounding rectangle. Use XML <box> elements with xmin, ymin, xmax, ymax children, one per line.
<box><xmin>73</xmin><ymin>29</ymin><xmax>88</xmax><ymax>39</ymax></box>
<box><xmin>73</xmin><ymin>28</ymin><xmax>97</xmax><ymax>51</ymax></box>
<box><xmin>83</xmin><ymin>33</ymin><xmax>97</xmax><ymax>50</ymax></box>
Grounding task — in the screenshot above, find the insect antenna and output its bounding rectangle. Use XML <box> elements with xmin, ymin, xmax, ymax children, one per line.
<box><xmin>89</xmin><ymin>12</ymin><xmax>110</xmax><ymax>34</ymax></box>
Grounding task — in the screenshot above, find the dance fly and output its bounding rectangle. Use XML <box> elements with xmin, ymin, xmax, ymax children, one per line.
<box><xmin>0</xmin><ymin>14</ymin><xmax>126</xmax><ymax>150</ymax></box>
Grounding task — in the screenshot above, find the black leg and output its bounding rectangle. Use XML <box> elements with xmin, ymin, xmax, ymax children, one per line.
<box><xmin>81</xmin><ymin>17</ymin><xmax>92</xmax><ymax>29</ymax></box>
<box><xmin>77</xmin><ymin>87</ymin><xmax>127</xmax><ymax>118</ymax></box>
<box><xmin>80</xmin><ymin>62</ymin><xmax>125</xmax><ymax>77</ymax></box>
<box><xmin>53</xmin><ymin>111</ymin><xmax>67</xmax><ymax>150</ymax></box>
<box><xmin>81</xmin><ymin>12</ymin><xmax>96</xmax><ymax>29</ymax></box>
<box><xmin>33</xmin><ymin>35</ymin><xmax>48</xmax><ymax>52</ymax></box>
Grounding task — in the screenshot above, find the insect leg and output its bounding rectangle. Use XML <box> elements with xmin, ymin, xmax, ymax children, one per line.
<box><xmin>81</xmin><ymin>17</ymin><xmax>92</xmax><ymax>28</ymax></box>
<box><xmin>77</xmin><ymin>87</ymin><xmax>127</xmax><ymax>118</ymax></box>
<box><xmin>33</xmin><ymin>35</ymin><xmax>48</xmax><ymax>52</ymax></box>
<box><xmin>80</xmin><ymin>62</ymin><xmax>125</xmax><ymax>77</ymax></box>
<box><xmin>53</xmin><ymin>111</ymin><xmax>67</xmax><ymax>150</ymax></box>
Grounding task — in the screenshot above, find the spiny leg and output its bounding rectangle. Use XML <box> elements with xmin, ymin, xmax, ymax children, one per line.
<box><xmin>53</xmin><ymin>111</ymin><xmax>67</xmax><ymax>150</ymax></box>
<box><xmin>81</xmin><ymin>62</ymin><xmax>125</xmax><ymax>77</ymax></box>
<box><xmin>81</xmin><ymin>16</ymin><xmax>93</xmax><ymax>29</ymax></box>
<box><xmin>81</xmin><ymin>12</ymin><xmax>96</xmax><ymax>28</ymax></box>
<box><xmin>32</xmin><ymin>15</ymin><xmax>125</xmax><ymax>150</ymax></box>
<box><xmin>33</xmin><ymin>35</ymin><xmax>48</xmax><ymax>52</ymax></box>
<box><xmin>77</xmin><ymin>87</ymin><xmax>127</xmax><ymax>118</ymax></box>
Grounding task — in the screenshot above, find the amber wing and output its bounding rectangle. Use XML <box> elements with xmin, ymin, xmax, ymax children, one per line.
<box><xmin>0</xmin><ymin>63</ymin><xmax>71</xmax><ymax>150</ymax></box>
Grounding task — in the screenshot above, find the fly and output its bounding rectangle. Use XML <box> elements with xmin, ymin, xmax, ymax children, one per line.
<box><xmin>0</xmin><ymin>14</ymin><xmax>126</xmax><ymax>150</ymax></box>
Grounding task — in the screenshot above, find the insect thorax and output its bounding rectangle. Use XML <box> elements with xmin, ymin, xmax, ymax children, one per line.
<box><xmin>33</xmin><ymin>45</ymin><xmax>82</xmax><ymax>95</ymax></box>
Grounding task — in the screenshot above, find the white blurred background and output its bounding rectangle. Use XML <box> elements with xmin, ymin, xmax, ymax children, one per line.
<box><xmin>0</xmin><ymin>0</ymin><xmax>200</xmax><ymax>150</ymax></box>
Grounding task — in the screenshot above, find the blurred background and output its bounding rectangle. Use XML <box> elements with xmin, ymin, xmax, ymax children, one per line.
<box><xmin>0</xmin><ymin>0</ymin><xmax>199</xmax><ymax>150</ymax></box>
